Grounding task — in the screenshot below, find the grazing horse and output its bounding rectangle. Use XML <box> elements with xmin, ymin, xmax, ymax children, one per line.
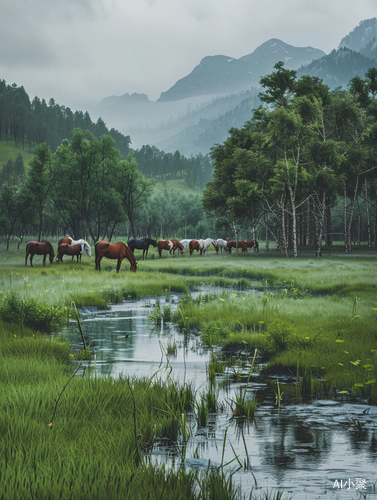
<box><xmin>189</xmin><ymin>240</ymin><xmax>200</xmax><ymax>256</ymax></box>
<box><xmin>57</xmin><ymin>236</ymin><xmax>92</xmax><ymax>261</ymax></box>
<box><xmin>95</xmin><ymin>241</ymin><xmax>137</xmax><ymax>272</ymax></box>
<box><xmin>158</xmin><ymin>239</ymin><xmax>173</xmax><ymax>257</ymax></box>
<box><xmin>25</xmin><ymin>241</ymin><xmax>54</xmax><ymax>267</ymax></box>
<box><xmin>127</xmin><ymin>238</ymin><xmax>157</xmax><ymax>260</ymax></box>
<box><xmin>57</xmin><ymin>243</ymin><xmax>83</xmax><ymax>263</ymax></box>
<box><xmin>227</xmin><ymin>240</ymin><xmax>247</xmax><ymax>253</ymax></box>
<box><xmin>180</xmin><ymin>239</ymin><xmax>192</xmax><ymax>249</ymax></box>
<box><xmin>216</xmin><ymin>238</ymin><xmax>228</xmax><ymax>254</ymax></box>
<box><xmin>243</xmin><ymin>239</ymin><xmax>259</xmax><ymax>252</ymax></box>
<box><xmin>200</xmin><ymin>238</ymin><xmax>217</xmax><ymax>255</ymax></box>
<box><xmin>170</xmin><ymin>239</ymin><xmax>185</xmax><ymax>255</ymax></box>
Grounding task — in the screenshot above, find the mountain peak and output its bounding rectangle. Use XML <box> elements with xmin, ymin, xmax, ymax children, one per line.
<box><xmin>239</xmin><ymin>38</ymin><xmax>325</xmax><ymax>69</ymax></box>
<box><xmin>158</xmin><ymin>39</ymin><xmax>325</xmax><ymax>103</ymax></box>
<box><xmin>338</xmin><ymin>17</ymin><xmax>377</xmax><ymax>52</ymax></box>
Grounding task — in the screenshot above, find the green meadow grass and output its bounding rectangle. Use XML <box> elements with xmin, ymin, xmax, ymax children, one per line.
<box><xmin>1</xmin><ymin>238</ymin><xmax>376</xmax><ymax>496</ymax></box>
<box><xmin>0</xmin><ymin>140</ymin><xmax>35</xmax><ymax>172</ymax></box>
<box><xmin>1</xmin><ymin>240</ymin><xmax>377</xmax><ymax>397</ymax></box>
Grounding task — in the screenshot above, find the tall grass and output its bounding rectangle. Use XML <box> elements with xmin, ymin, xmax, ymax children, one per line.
<box><xmin>0</xmin><ymin>323</ymin><xmax>247</xmax><ymax>498</ymax></box>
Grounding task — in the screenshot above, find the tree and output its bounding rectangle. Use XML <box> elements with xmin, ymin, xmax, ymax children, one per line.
<box><xmin>118</xmin><ymin>152</ymin><xmax>155</xmax><ymax>238</ymax></box>
<box><xmin>259</xmin><ymin>61</ymin><xmax>297</xmax><ymax>108</ymax></box>
<box><xmin>25</xmin><ymin>143</ymin><xmax>52</xmax><ymax>241</ymax></box>
<box><xmin>50</xmin><ymin>130</ymin><xmax>125</xmax><ymax>241</ymax></box>
<box><xmin>0</xmin><ymin>184</ymin><xmax>32</xmax><ymax>249</ymax></box>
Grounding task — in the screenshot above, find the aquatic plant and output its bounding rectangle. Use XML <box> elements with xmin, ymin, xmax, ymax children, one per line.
<box><xmin>229</xmin><ymin>349</ymin><xmax>258</xmax><ymax>418</ymax></box>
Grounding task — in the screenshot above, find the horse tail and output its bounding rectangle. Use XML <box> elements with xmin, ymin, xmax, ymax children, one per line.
<box><xmin>26</xmin><ymin>241</ymin><xmax>31</xmax><ymax>252</ymax></box>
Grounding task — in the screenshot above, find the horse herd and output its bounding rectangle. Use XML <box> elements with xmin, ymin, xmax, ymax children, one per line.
<box><xmin>24</xmin><ymin>236</ymin><xmax>258</xmax><ymax>273</ymax></box>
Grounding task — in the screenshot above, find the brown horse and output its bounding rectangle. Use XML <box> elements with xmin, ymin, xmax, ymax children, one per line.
<box><xmin>57</xmin><ymin>243</ymin><xmax>82</xmax><ymax>263</ymax></box>
<box><xmin>189</xmin><ymin>240</ymin><xmax>200</xmax><ymax>256</ymax></box>
<box><xmin>158</xmin><ymin>239</ymin><xmax>173</xmax><ymax>257</ymax></box>
<box><xmin>25</xmin><ymin>241</ymin><xmax>54</xmax><ymax>267</ymax></box>
<box><xmin>242</xmin><ymin>240</ymin><xmax>259</xmax><ymax>252</ymax></box>
<box><xmin>170</xmin><ymin>239</ymin><xmax>185</xmax><ymax>255</ymax></box>
<box><xmin>227</xmin><ymin>240</ymin><xmax>247</xmax><ymax>253</ymax></box>
<box><xmin>95</xmin><ymin>241</ymin><xmax>137</xmax><ymax>272</ymax></box>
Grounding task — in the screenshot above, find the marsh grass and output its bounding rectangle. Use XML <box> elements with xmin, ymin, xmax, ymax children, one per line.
<box><xmin>1</xmin><ymin>325</ymin><xmax>245</xmax><ymax>498</ymax></box>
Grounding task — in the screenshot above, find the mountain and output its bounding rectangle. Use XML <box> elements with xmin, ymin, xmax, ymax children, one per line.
<box><xmin>338</xmin><ymin>17</ymin><xmax>377</xmax><ymax>62</ymax></box>
<box><xmin>338</xmin><ymin>18</ymin><xmax>377</xmax><ymax>53</ymax></box>
<box><xmin>92</xmin><ymin>22</ymin><xmax>377</xmax><ymax>157</ymax></box>
<box><xmin>297</xmin><ymin>47</ymin><xmax>376</xmax><ymax>89</ymax></box>
<box><xmin>158</xmin><ymin>39</ymin><xmax>324</xmax><ymax>102</ymax></box>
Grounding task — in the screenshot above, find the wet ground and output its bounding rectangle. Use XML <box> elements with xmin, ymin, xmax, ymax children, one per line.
<box><xmin>59</xmin><ymin>291</ymin><xmax>377</xmax><ymax>500</ymax></box>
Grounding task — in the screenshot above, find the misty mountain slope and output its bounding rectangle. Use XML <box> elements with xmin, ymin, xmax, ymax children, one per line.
<box><xmin>94</xmin><ymin>19</ymin><xmax>377</xmax><ymax>157</ymax></box>
<box><xmin>158</xmin><ymin>39</ymin><xmax>324</xmax><ymax>102</ymax></box>
<box><xmin>153</xmin><ymin>94</ymin><xmax>260</xmax><ymax>156</ymax></box>
<box><xmin>106</xmin><ymin>90</ymin><xmax>258</xmax><ymax>151</ymax></box>
<box><xmin>297</xmin><ymin>47</ymin><xmax>376</xmax><ymax>88</ymax></box>
<box><xmin>338</xmin><ymin>17</ymin><xmax>377</xmax><ymax>62</ymax></box>
<box><xmin>338</xmin><ymin>17</ymin><xmax>377</xmax><ymax>53</ymax></box>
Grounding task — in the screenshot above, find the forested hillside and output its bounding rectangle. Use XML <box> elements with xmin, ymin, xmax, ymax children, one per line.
<box><xmin>0</xmin><ymin>79</ymin><xmax>212</xmax><ymax>188</ymax></box>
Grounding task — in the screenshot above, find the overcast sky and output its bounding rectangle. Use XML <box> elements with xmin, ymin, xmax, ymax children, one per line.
<box><xmin>1</xmin><ymin>0</ymin><xmax>377</xmax><ymax>111</ymax></box>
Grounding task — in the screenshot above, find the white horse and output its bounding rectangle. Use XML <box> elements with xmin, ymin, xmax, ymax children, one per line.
<box><xmin>180</xmin><ymin>239</ymin><xmax>192</xmax><ymax>249</ymax></box>
<box><xmin>200</xmin><ymin>238</ymin><xmax>217</xmax><ymax>255</ymax></box>
<box><xmin>56</xmin><ymin>236</ymin><xmax>92</xmax><ymax>260</ymax></box>
<box><xmin>216</xmin><ymin>238</ymin><xmax>228</xmax><ymax>253</ymax></box>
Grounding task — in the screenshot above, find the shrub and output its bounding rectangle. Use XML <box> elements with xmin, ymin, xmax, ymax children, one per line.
<box><xmin>266</xmin><ymin>319</ymin><xmax>295</xmax><ymax>352</ymax></box>
<box><xmin>0</xmin><ymin>291</ymin><xmax>65</xmax><ymax>333</ymax></box>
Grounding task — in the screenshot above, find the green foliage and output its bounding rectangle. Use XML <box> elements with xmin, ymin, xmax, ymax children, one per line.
<box><xmin>266</xmin><ymin>319</ymin><xmax>295</xmax><ymax>352</ymax></box>
<box><xmin>0</xmin><ymin>291</ymin><xmax>65</xmax><ymax>332</ymax></box>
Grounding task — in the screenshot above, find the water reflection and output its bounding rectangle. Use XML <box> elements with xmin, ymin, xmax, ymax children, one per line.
<box><xmin>59</xmin><ymin>294</ymin><xmax>377</xmax><ymax>500</ymax></box>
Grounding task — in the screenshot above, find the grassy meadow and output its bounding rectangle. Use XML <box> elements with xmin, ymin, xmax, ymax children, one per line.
<box><xmin>1</xmin><ymin>237</ymin><xmax>377</xmax><ymax>497</ymax></box>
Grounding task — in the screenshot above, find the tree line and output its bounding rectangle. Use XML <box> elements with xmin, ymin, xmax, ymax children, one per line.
<box><xmin>0</xmin><ymin>80</ymin><xmax>212</xmax><ymax>190</ymax></box>
<box><xmin>0</xmin><ymin>129</ymin><xmax>209</xmax><ymax>249</ymax></box>
<box><xmin>202</xmin><ymin>63</ymin><xmax>377</xmax><ymax>256</ymax></box>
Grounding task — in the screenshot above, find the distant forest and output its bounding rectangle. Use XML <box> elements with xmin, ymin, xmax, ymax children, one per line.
<box><xmin>0</xmin><ymin>80</ymin><xmax>213</xmax><ymax>189</ymax></box>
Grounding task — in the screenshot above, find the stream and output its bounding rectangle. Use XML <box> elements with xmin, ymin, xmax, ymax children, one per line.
<box><xmin>59</xmin><ymin>290</ymin><xmax>377</xmax><ymax>500</ymax></box>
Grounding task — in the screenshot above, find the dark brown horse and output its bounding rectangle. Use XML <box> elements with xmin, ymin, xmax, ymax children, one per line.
<box><xmin>25</xmin><ymin>241</ymin><xmax>54</xmax><ymax>267</ymax></box>
<box><xmin>227</xmin><ymin>240</ymin><xmax>247</xmax><ymax>253</ymax></box>
<box><xmin>57</xmin><ymin>243</ymin><xmax>82</xmax><ymax>263</ymax></box>
<box><xmin>170</xmin><ymin>239</ymin><xmax>185</xmax><ymax>255</ymax></box>
<box><xmin>95</xmin><ymin>241</ymin><xmax>137</xmax><ymax>272</ymax></box>
<box><xmin>189</xmin><ymin>240</ymin><xmax>200</xmax><ymax>256</ymax></box>
<box><xmin>242</xmin><ymin>240</ymin><xmax>259</xmax><ymax>252</ymax></box>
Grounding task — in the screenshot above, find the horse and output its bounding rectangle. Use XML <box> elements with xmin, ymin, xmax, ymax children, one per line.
<box><xmin>127</xmin><ymin>238</ymin><xmax>157</xmax><ymax>260</ymax></box>
<box><xmin>189</xmin><ymin>240</ymin><xmax>200</xmax><ymax>255</ymax></box>
<box><xmin>57</xmin><ymin>243</ymin><xmax>83</xmax><ymax>263</ymax></box>
<box><xmin>227</xmin><ymin>240</ymin><xmax>247</xmax><ymax>253</ymax></box>
<box><xmin>200</xmin><ymin>238</ymin><xmax>217</xmax><ymax>255</ymax></box>
<box><xmin>158</xmin><ymin>239</ymin><xmax>173</xmax><ymax>257</ymax></box>
<box><xmin>57</xmin><ymin>236</ymin><xmax>92</xmax><ymax>261</ymax></box>
<box><xmin>180</xmin><ymin>239</ymin><xmax>192</xmax><ymax>249</ymax></box>
<box><xmin>95</xmin><ymin>241</ymin><xmax>137</xmax><ymax>272</ymax></box>
<box><xmin>216</xmin><ymin>238</ymin><xmax>228</xmax><ymax>254</ymax></box>
<box><xmin>243</xmin><ymin>239</ymin><xmax>259</xmax><ymax>252</ymax></box>
<box><xmin>170</xmin><ymin>239</ymin><xmax>185</xmax><ymax>255</ymax></box>
<box><xmin>25</xmin><ymin>241</ymin><xmax>54</xmax><ymax>267</ymax></box>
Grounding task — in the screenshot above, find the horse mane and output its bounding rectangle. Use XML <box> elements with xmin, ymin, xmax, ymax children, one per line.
<box><xmin>124</xmin><ymin>242</ymin><xmax>137</xmax><ymax>266</ymax></box>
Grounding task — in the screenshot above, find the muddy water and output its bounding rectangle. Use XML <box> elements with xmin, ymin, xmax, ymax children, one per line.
<box><xmin>61</xmin><ymin>292</ymin><xmax>377</xmax><ymax>500</ymax></box>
